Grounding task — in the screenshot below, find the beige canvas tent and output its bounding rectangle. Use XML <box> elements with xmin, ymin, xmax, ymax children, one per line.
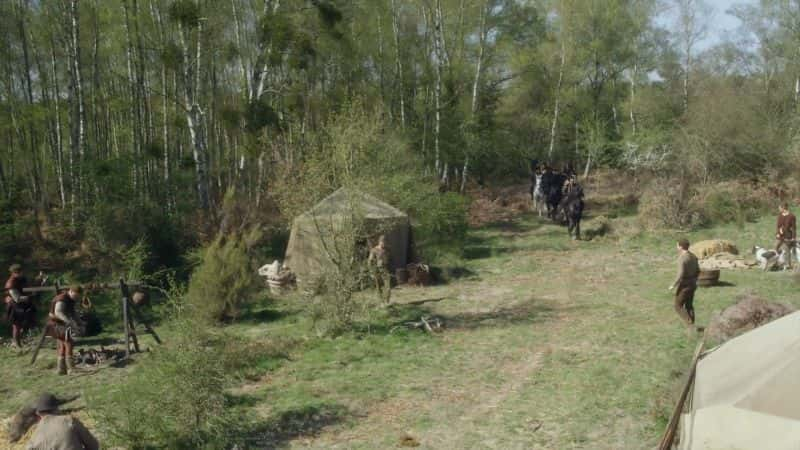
<box><xmin>284</xmin><ymin>188</ymin><xmax>409</xmax><ymax>285</ymax></box>
<box><xmin>679</xmin><ymin>311</ymin><xmax>800</xmax><ymax>450</ymax></box>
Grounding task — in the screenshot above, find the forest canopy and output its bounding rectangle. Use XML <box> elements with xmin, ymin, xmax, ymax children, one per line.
<box><xmin>1</xmin><ymin>0</ymin><xmax>799</xmax><ymax>267</ymax></box>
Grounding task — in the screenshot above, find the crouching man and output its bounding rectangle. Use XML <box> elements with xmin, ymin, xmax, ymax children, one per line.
<box><xmin>47</xmin><ymin>286</ymin><xmax>82</xmax><ymax>375</ymax></box>
<box><xmin>26</xmin><ymin>393</ymin><xmax>99</xmax><ymax>450</ymax></box>
<box><xmin>668</xmin><ymin>239</ymin><xmax>700</xmax><ymax>338</ymax></box>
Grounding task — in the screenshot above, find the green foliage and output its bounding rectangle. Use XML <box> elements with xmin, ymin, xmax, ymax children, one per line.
<box><xmin>185</xmin><ymin>231</ymin><xmax>259</xmax><ymax>324</ymax></box>
<box><xmin>168</xmin><ymin>0</ymin><xmax>200</xmax><ymax>28</ymax></box>
<box><xmin>637</xmin><ymin>178</ymin><xmax>699</xmax><ymax>230</ymax></box>
<box><xmin>91</xmin><ymin>325</ymin><xmax>231</xmax><ymax>449</ymax></box>
<box><xmin>302</xmin><ymin>210</ymin><xmax>374</xmax><ymax>336</ymax></box>
<box><xmin>245</xmin><ymin>98</ymin><xmax>280</xmax><ymax>133</ymax></box>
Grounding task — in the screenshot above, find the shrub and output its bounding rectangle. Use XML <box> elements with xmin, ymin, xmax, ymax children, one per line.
<box><xmin>91</xmin><ymin>323</ymin><xmax>231</xmax><ymax>449</ymax></box>
<box><xmin>638</xmin><ymin>178</ymin><xmax>701</xmax><ymax>230</ymax></box>
<box><xmin>302</xmin><ymin>204</ymin><xmax>376</xmax><ymax>336</ymax></box>
<box><xmin>691</xmin><ymin>181</ymin><xmax>772</xmax><ymax>227</ymax></box>
<box><xmin>185</xmin><ymin>230</ymin><xmax>260</xmax><ymax>324</ymax></box>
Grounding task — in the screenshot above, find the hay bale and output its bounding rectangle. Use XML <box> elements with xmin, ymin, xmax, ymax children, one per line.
<box><xmin>699</xmin><ymin>252</ymin><xmax>757</xmax><ymax>270</ymax></box>
<box><xmin>706</xmin><ymin>294</ymin><xmax>796</xmax><ymax>344</ymax></box>
<box><xmin>690</xmin><ymin>239</ymin><xmax>739</xmax><ymax>259</ymax></box>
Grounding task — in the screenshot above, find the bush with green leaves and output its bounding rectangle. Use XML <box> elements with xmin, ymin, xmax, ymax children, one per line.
<box><xmin>302</xmin><ymin>209</ymin><xmax>376</xmax><ymax>336</ymax></box>
<box><xmin>637</xmin><ymin>178</ymin><xmax>700</xmax><ymax>230</ymax></box>
<box><xmin>91</xmin><ymin>323</ymin><xmax>231</xmax><ymax>449</ymax></box>
<box><xmin>273</xmin><ymin>98</ymin><xmax>469</xmax><ymax>263</ymax></box>
<box><xmin>185</xmin><ymin>230</ymin><xmax>260</xmax><ymax>324</ymax></box>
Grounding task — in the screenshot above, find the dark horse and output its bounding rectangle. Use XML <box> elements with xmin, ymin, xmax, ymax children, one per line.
<box><xmin>541</xmin><ymin>168</ymin><xmax>568</xmax><ymax>221</ymax></box>
<box><xmin>558</xmin><ymin>181</ymin><xmax>584</xmax><ymax>240</ymax></box>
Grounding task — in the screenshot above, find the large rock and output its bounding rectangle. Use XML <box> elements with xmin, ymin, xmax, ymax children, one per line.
<box><xmin>690</xmin><ymin>239</ymin><xmax>739</xmax><ymax>259</ymax></box>
<box><xmin>706</xmin><ymin>294</ymin><xmax>796</xmax><ymax>344</ymax></box>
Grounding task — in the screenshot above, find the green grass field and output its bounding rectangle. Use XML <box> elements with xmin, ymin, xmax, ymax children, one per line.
<box><xmin>0</xmin><ymin>199</ymin><xmax>797</xmax><ymax>449</ymax></box>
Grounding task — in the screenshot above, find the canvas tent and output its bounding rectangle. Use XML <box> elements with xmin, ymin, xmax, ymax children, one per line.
<box><xmin>284</xmin><ymin>188</ymin><xmax>409</xmax><ymax>285</ymax></box>
<box><xmin>679</xmin><ymin>311</ymin><xmax>800</xmax><ymax>450</ymax></box>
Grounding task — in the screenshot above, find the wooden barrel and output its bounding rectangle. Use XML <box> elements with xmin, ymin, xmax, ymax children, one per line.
<box><xmin>395</xmin><ymin>268</ymin><xmax>409</xmax><ymax>285</ymax></box>
<box><xmin>697</xmin><ymin>269</ymin><xmax>720</xmax><ymax>287</ymax></box>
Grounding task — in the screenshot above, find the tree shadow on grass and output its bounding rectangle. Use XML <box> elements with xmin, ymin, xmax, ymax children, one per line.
<box><xmin>238</xmin><ymin>403</ymin><xmax>352</xmax><ymax>450</ymax></box>
<box><xmin>236</xmin><ymin>306</ymin><xmax>295</xmax><ymax>325</ymax></box>
<box><xmin>371</xmin><ymin>297</ymin><xmax>573</xmax><ymax>334</ymax></box>
<box><xmin>464</xmin><ymin>222</ymin><xmax>571</xmax><ymax>261</ymax></box>
<box><xmin>76</xmin><ymin>336</ymin><xmax>117</xmax><ymax>347</ymax></box>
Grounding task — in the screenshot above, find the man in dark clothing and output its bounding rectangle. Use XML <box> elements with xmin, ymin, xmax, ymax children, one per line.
<box><xmin>5</xmin><ymin>264</ymin><xmax>36</xmax><ymax>348</ymax></box>
<box><xmin>775</xmin><ymin>203</ymin><xmax>796</xmax><ymax>267</ymax></box>
<box><xmin>668</xmin><ymin>239</ymin><xmax>700</xmax><ymax>338</ymax></box>
<box><xmin>47</xmin><ymin>286</ymin><xmax>82</xmax><ymax>375</ymax></box>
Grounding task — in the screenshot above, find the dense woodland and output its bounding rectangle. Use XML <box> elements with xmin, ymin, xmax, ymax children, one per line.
<box><xmin>4</xmin><ymin>1</ymin><xmax>800</xmax><ymax>447</ymax></box>
<box><xmin>2</xmin><ymin>0</ymin><xmax>800</xmax><ymax>269</ymax></box>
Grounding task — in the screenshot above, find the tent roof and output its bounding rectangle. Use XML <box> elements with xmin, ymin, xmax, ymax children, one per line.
<box><xmin>681</xmin><ymin>311</ymin><xmax>800</xmax><ymax>449</ymax></box>
<box><xmin>299</xmin><ymin>188</ymin><xmax>406</xmax><ymax>220</ymax></box>
<box><xmin>692</xmin><ymin>310</ymin><xmax>800</xmax><ymax>418</ymax></box>
<box><xmin>680</xmin><ymin>406</ymin><xmax>800</xmax><ymax>450</ymax></box>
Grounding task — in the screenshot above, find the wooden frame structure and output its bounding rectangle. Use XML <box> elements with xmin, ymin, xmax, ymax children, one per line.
<box><xmin>6</xmin><ymin>279</ymin><xmax>163</xmax><ymax>365</ymax></box>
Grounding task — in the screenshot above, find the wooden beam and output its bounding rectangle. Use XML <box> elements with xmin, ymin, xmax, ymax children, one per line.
<box><xmin>4</xmin><ymin>281</ymin><xmax>143</xmax><ymax>295</ymax></box>
<box><xmin>658</xmin><ymin>339</ymin><xmax>706</xmax><ymax>450</ymax></box>
<box><xmin>120</xmin><ymin>279</ymin><xmax>131</xmax><ymax>360</ymax></box>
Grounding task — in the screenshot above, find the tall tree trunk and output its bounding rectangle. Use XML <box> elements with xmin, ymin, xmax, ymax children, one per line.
<box><xmin>178</xmin><ymin>20</ymin><xmax>211</xmax><ymax>211</ymax></box>
<box><xmin>17</xmin><ymin>0</ymin><xmax>42</xmax><ymax>203</ymax></box>
<box><xmin>548</xmin><ymin>40</ymin><xmax>566</xmax><ymax>161</ymax></box>
<box><xmin>390</xmin><ymin>0</ymin><xmax>405</xmax><ymax>128</ymax></box>
<box><xmin>462</xmin><ymin>0</ymin><xmax>489</xmax><ymax>194</ymax></box>
<box><xmin>630</xmin><ymin>61</ymin><xmax>638</xmax><ymax>136</ymax></box>
<box><xmin>50</xmin><ymin>41</ymin><xmax>67</xmax><ymax>209</ymax></box>
<box><xmin>67</xmin><ymin>0</ymin><xmax>87</xmax><ymax>215</ymax></box>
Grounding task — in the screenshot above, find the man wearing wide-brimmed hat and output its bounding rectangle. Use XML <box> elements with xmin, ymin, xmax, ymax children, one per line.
<box><xmin>26</xmin><ymin>393</ymin><xmax>99</xmax><ymax>450</ymax></box>
<box><xmin>5</xmin><ymin>263</ymin><xmax>37</xmax><ymax>348</ymax></box>
<box><xmin>46</xmin><ymin>286</ymin><xmax>82</xmax><ymax>375</ymax></box>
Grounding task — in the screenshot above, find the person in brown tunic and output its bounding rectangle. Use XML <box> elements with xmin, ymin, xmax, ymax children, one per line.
<box><xmin>26</xmin><ymin>393</ymin><xmax>99</xmax><ymax>450</ymax></box>
<box><xmin>775</xmin><ymin>203</ymin><xmax>796</xmax><ymax>265</ymax></box>
<box><xmin>47</xmin><ymin>286</ymin><xmax>81</xmax><ymax>375</ymax></box>
<box><xmin>668</xmin><ymin>239</ymin><xmax>700</xmax><ymax>337</ymax></box>
<box><xmin>368</xmin><ymin>235</ymin><xmax>392</xmax><ymax>304</ymax></box>
<box><xmin>4</xmin><ymin>263</ymin><xmax>36</xmax><ymax>348</ymax></box>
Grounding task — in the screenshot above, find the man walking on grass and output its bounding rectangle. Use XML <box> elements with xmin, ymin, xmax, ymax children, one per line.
<box><xmin>775</xmin><ymin>202</ymin><xmax>796</xmax><ymax>267</ymax></box>
<box><xmin>5</xmin><ymin>263</ymin><xmax>36</xmax><ymax>349</ymax></box>
<box><xmin>368</xmin><ymin>235</ymin><xmax>392</xmax><ymax>304</ymax></box>
<box><xmin>47</xmin><ymin>286</ymin><xmax>82</xmax><ymax>375</ymax></box>
<box><xmin>669</xmin><ymin>239</ymin><xmax>700</xmax><ymax>338</ymax></box>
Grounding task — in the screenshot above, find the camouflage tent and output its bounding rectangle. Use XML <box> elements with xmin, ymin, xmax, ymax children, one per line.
<box><xmin>283</xmin><ymin>188</ymin><xmax>409</xmax><ymax>285</ymax></box>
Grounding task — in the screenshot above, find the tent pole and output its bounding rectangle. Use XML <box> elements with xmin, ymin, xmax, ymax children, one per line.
<box><xmin>659</xmin><ymin>339</ymin><xmax>705</xmax><ymax>450</ymax></box>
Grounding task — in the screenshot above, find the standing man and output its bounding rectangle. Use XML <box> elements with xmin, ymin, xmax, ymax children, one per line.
<box><xmin>47</xmin><ymin>286</ymin><xmax>81</xmax><ymax>375</ymax></box>
<box><xmin>368</xmin><ymin>235</ymin><xmax>392</xmax><ymax>304</ymax></box>
<box><xmin>5</xmin><ymin>264</ymin><xmax>36</xmax><ymax>348</ymax></box>
<box><xmin>26</xmin><ymin>393</ymin><xmax>99</xmax><ymax>450</ymax></box>
<box><xmin>775</xmin><ymin>203</ymin><xmax>796</xmax><ymax>265</ymax></box>
<box><xmin>668</xmin><ymin>239</ymin><xmax>700</xmax><ymax>337</ymax></box>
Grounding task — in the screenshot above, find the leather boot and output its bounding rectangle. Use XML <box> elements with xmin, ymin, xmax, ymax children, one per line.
<box><xmin>65</xmin><ymin>356</ymin><xmax>74</xmax><ymax>375</ymax></box>
<box><xmin>56</xmin><ymin>357</ymin><xmax>67</xmax><ymax>375</ymax></box>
